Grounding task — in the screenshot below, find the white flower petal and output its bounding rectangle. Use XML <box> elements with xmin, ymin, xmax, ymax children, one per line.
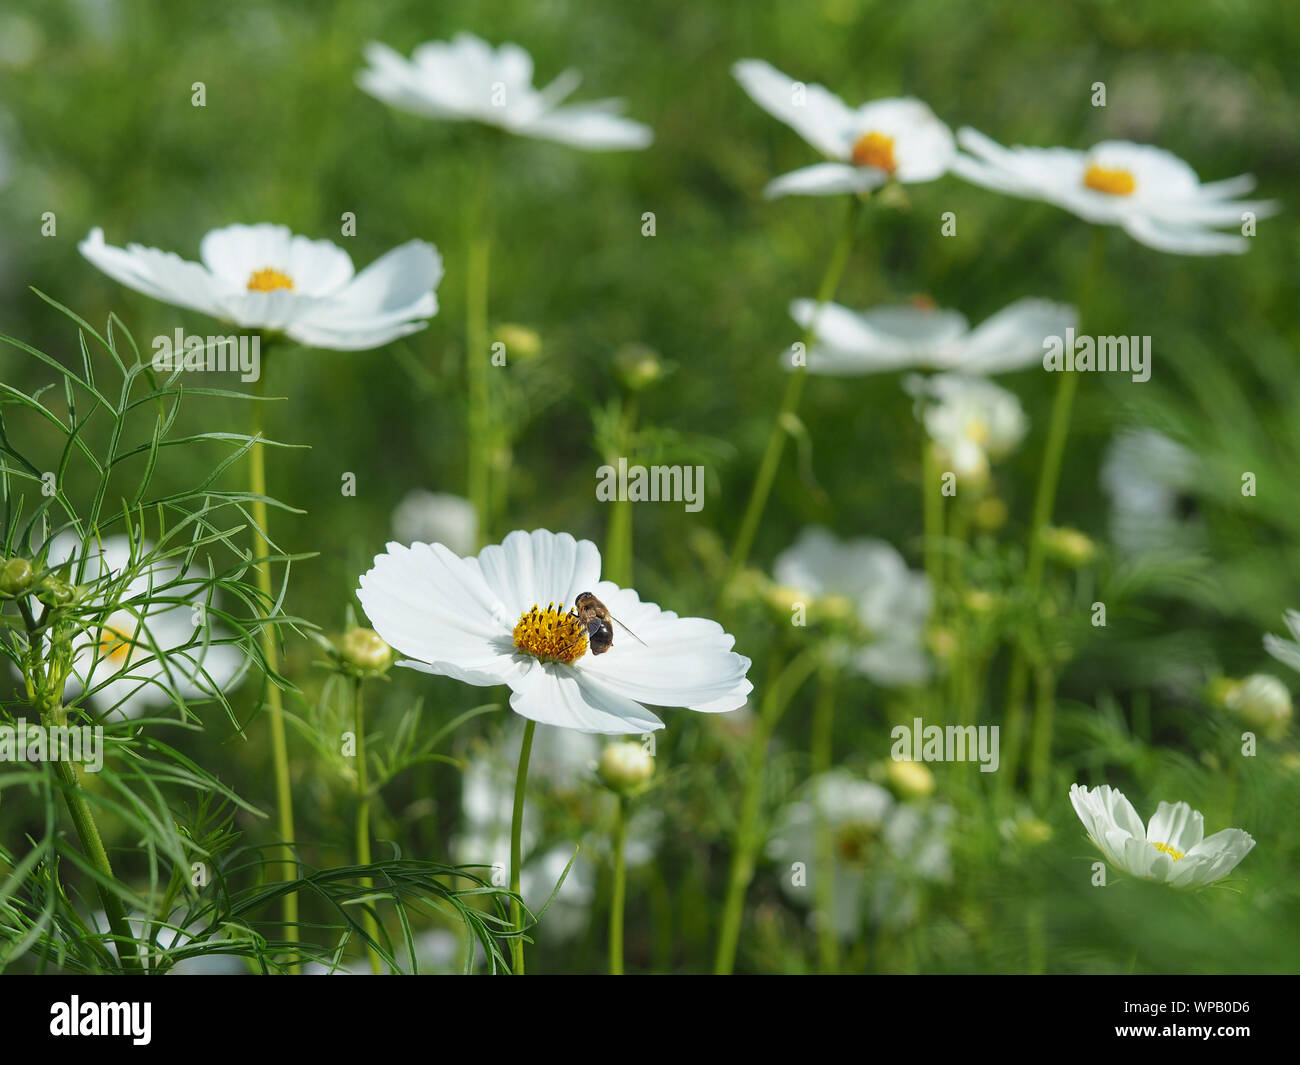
<box><xmin>764</xmin><ymin>161</ymin><xmax>883</xmax><ymax>199</ymax></box>
<box><xmin>522</xmin><ymin>102</ymin><xmax>653</xmax><ymax>150</ymax></box>
<box><xmin>79</xmin><ymin>229</ymin><xmax>231</xmax><ymax>319</ymax></box>
<box><xmin>199</xmin><ymin>223</ymin><xmax>355</xmax><ymax>296</ymax></box>
<box><xmin>732</xmin><ymin>59</ymin><xmax>855</xmax><ymax>160</ymax></box>
<box><xmin>1145</xmin><ymin>800</ymin><xmax>1204</xmax><ymax>856</ymax></box>
<box><xmin>510</xmin><ymin>661</ymin><xmax>665</xmax><ymax>734</ymax></box>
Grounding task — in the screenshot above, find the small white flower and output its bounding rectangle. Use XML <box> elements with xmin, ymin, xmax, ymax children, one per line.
<box><xmin>46</xmin><ymin>534</ymin><xmax>246</xmax><ymax>719</ymax></box>
<box><xmin>1069</xmin><ymin>783</ymin><xmax>1255</xmax><ymax>887</ymax></box>
<box><xmin>1099</xmin><ymin>428</ymin><xmax>1202</xmax><ymax>556</ymax></box>
<box><xmin>391</xmin><ymin>490</ymin><xmax>478</xmax><ymax>556</ymax></box>
<box><xmin>773</xmin><ymin>527</ymin><xmax>930</xmax><ymax>687</ymax></box>
<box><xmin>79</xmin><ymin>223</ymin><xmax>442</xmax><ymax>351</ymax></box>
<box><xmin>953</xmin><ymin>130</ymin><xmax>1278</xmax><ymax>255</ymax></box>
<box><xmin>733</xmin><ymin>59</ymin><xmax>954</xmax><ymax>199</ymax></box>
<box><xmin>358</xmin><ymin>528</ymin><xmax>751</xmax><ymax>734</ymax></box>
<box><xmin>767</xmin><ymin>772</ymin><xmax>894</xmax><ymax>939</ymax></box>
<box><xmin>1223</xmin><ymin>673</ymin><xmax>1292</xmax><ymax>740</ymax></box>
<box><xmin>767</xmin><ymin>771</ymin><xmax>952</xmax><ymax>937</ymax></box>
<box><xmin>358</xmin><ymin>33</ymin><xmax>652</xmax><ymax>151</ymax></box>
<box><xmin>787</xmin><ymin>296</ymin><xmax>1076</xmax><ymax>376</ymax></box>
<box><xmin>907</xmin><ymin>372</ymin><xmax>1028</xmax><ymax>478</ymax></box>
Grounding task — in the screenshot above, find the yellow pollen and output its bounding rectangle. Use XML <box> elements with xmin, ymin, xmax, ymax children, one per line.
<box><xmin>512</xmin><ymin>603</ymin><xmax>588</xmax><ymax>665</ymax></box>
<box><xmin>851</xmin><ymin>131</ymin><xmax>897</xmax><ymax>174</ymax></box>
<box><xmin>98</xmin><ymin>626</ymin><xmax>134</xmax><ymax>664</ymax></box>
<box><xmin>1151</xmin><ymin>840</ymin><xmax>1185</xmax><ymax>861</ymax></box>
<box><xmin>1083</xmin><ymin>164</ymin><xmax>1136</xmax><ymax>196</ymax></box>
<box><xmin>247</xmin><ymin>267</ymin><xmax>295</xmax><ymax>292</ymax></box>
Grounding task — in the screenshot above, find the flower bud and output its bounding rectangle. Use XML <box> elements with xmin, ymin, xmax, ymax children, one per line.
<box><xmin>493</xmin><ymin>323</ymin><xmax>541</xmax><ymax>362</ymax></box>
<box><xmin>613</xmin><ymin>344</ymin><xmax>663</xmax><ymax>391</ymax></box>
<box><xmin>0</xmin><ymin>557</ymin><xmax>34</xmax><ymax>596</ymax></box>
<box><xmin>339</xmin><ymin>627</ymin><xmax>392</xmax><ymax>673</ymax></box>
<box><xmin>1000</xmin><ymin>813</ymin><xmax>1053</xmax><ymax>847</ymax></box>
<box><xmin>35</xmin><ymin>575</ymin><xmax>74</xmax><ymax>607</ymax></box>
<box><xmin>598</xmin><ymin>740</ymin><xmax>654</xmax><ymax>795</ymax></box>
<box><xmin>886</xmin><ymin>759</ymin><xmax>934</xmax><ymax>799</ymax></box>
<box><xmin>1040</xmin><ymin>526</ymin><xmax>1097</xmax><ymax>568</ymax></box>
<box><xmin>962</xmin><ymin>589</ymin><xmax>997</xmax><ymax>617</ymax></box>
<box><xmin>1224</xmin><ymin>673</ymin><xmax>1292</xmax><ymax>739</ymax></box>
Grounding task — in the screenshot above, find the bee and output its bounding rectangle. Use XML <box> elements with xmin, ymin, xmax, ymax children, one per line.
<box><xmin>571</xmin><ymin>591</ymin><xmax>647</xmax><ymax>655</ymax></box>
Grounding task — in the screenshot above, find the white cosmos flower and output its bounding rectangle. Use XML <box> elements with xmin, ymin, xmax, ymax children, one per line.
<box><xmin>907</xmin><ymin>372</ymin><xmax>1027</xmax><ymax>481</ymax></box>
<box><xmin>1069</xmin><ymin>784</ymin><xmax>1255</xmax><ymax>887</ymax></box>
<box><xmin>391</xmin><ymin>490</ymin><xmax>478</xmax><ymax>557</ymax></box>
<box><xmin>773</xmin><ymin>527</ymin><xmax>930</xmax><ymax>687</ymax></box>
<box><xmin>44</xmin><ymin>534</ymin><xmax>246</xmax><ymax>719</ymax></box>
<box><xmin>767</xmin><ymin>771</ymin><xmax>952</xmax><ymax>937</ymax></box>
<box><xmin>1099</xmin><ymin>428</ymin><xmax>1203</xmax><ymax>556</ymax></box>
<box><xmin>357</xmin><ymin>528</ymin><xmax>751</xmax><ymax>734</ymax></box>
<box><xmin>953</xmin><ymin>130</ymin><xmax>1279</xmax><ymax>255</ymax></box>
<box><xmin>786</xmin><ymin>296</ymin><xmax>1076</xmax><ymax>376</ymax></box>
<box><xmin>733</xmin><ymin>59</ymin><xmax>954</xmax><ymax>199</ymax></box>
<box><xmin>79</xmin><ymin>224</ymin><xmax>442</xmax><ymax>351</ymax></box>
<box><xmin>358</xmin><ymin>33</ymin><xmax>652</xmax><ymax>151</ymax></box>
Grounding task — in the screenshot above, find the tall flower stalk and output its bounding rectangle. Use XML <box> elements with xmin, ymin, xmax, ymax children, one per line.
<box><xmin>1001</xmin><ymin>229</ymin><xmax>1107</xmax><ymax>798</ymax></box>
<box><xmin>466</xmin><ymin>156</ymin><xmax>494</xmax><ymax>547</ymax></box>
<box><xmin>509</xmin><ymin>719</ymin><xmax>536</xmax><ymax>974</ymax></box>
<box><xmin>728</xmin><ymin>196</ymin><xmax>863</xmax><ymax>578</ymax></box>
<box><xmin>248</xmin><ymin>366</ymin><xmax>299</xmax><ymax>951</ymax></box>
<box><xmin>714</xmin><ymin>645</ymin><xmax>821</xmax><ymax>974</ymax></box>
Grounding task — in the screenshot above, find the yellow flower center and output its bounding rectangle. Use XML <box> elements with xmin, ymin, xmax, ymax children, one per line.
<box><xmin>1151</xmin><ymin>840</ymin><xmax>1185</xmax><ymax>861</ymax></box>
<box><xmin>512</xmin><ymin>603</ymin><xmax>588</xmax><ymax>665</ymax></box>
<box><xmin>246</xmin><ymin>268</ymin><xmax>295</xmax><ymax>292</ymax></box>
<box><xmin>98</xmin><ymin>625</ymin><xmax>135</xmax><ymax>664</ymax></box>
<box><xmin>851</xmin><ymin>131</ymin><xmax>897</xmax><ymax>174</ymax></box>
<box><xmin>1083</xmin><ymin>164</ymin><xmax>1137</xmax><ymax>196</ymax></box>
<box><xmin>963</xmin><ymin>418</ymin><xmax>990</xmax><ymax>447</ymax></box>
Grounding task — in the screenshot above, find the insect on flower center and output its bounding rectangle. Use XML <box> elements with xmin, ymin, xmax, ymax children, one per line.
<box><xmin>246</xmin><ymin>267</ymin><xmax>295</xmax><ymax>293</ymax></box>
<box><xmin>1151</xmin><ymin>840</ymin><xmax>1185</xmax><ymax>861</ymax></box>
<box><xmin>512</xmin><ymin>603</ymin><xmax>588</xmax><ymax>665</ymax></box>
<box><xmin>851</xmin><ymin>131</ymin><xmax>898</xmax><ymax>174</ymax></box>
<box><xmin>1083</xmin><ymin>164</ymin><xmax>1137</xmax><ymax>196</ymax></box>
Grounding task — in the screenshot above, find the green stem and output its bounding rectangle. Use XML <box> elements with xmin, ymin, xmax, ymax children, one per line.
<box><xmin>727</xmin><ymin>196</ymin><xmax>863</xmax><ymax>579</ymax></box>
<box><xmin>52</xmin><ymin>749</ymin><xmax>141</xmax><ymax>973</ymax></box>
<box><xmin>921</xmin><ymin>439</ymin><xmax>944</xmax><ymax>628</ymax></box>
<box><xmin>509</xmin><ymin>718</ymin><xmax>536</xmax><ymax>974</ymax></box>
<box><xmin>603</xmin><ymin>398</ymin><xmax>638</xmax><ymax>588</ymax></box>
<box><xmin>466</xmin><ymin>159</ymin><xmax>493</xmax><ymax>548</ymax></box>
<box><xmin>713</xmin><ymin>645</ymin><xmax>823</xmax><ymax>974</ymax></box>
<box><xmin>353</xmin><ymin>677</ymin><xmax>382</xmax><ymax>974</ymax></box>
<box><xmin>810</xmin><ymin>661</ymin><xmax>839</xmax><ymax>974</ymax></box>
<box><xmin>1028</xmin><ymin>663</ymin><xmax>1057</xmax><ymax>809</ymax></box>
<box><xmin>609</xmin><ymin>795</ymin><xmax>628</xmax><ymax>975</ymax></box>
<box><xmin>249</xmin><ymin>369</ymin><xmax>299</xmax><ymax>957</ymax></box>
<box><xmin>1001</xmin><ymin>228</ymin><xmax>1106</xmax><ymax>800</ymax></box>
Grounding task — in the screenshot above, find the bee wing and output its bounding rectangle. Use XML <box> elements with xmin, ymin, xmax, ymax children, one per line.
<box><xmin>610</xmin><ymin>614</ymin><xmax>648</xmax><ymax>646</ymax></box>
